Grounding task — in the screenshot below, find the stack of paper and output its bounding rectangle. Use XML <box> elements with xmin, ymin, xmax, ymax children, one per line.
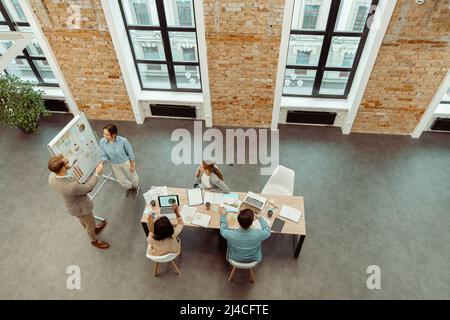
<box><xmin>187</xmin><ymin>188</ymin><xmax>203</xmax><ymax>206</ymax></box>
<box><xmin>204</xmin><ymin>192</ymin><xmax>224</xmax><ymax>205</ymax></box>
<box><xmin>191</xmin><ymin>212</ymin><xmax>211</xmax><ymax>227</ymax></box>
<box><xmin>180</xmin><ymin>205</ymin><xmax>197</xmax><ymax>224</ymax></box>
<box><xmin>143</xmin><ymin>186</ymin><xmax>168</xmax><ymax>203</ymax></box>
<box><xmin>279</xmin><ymin>205</ymin><xmax>302</xmax><ymax>223</ymax></box>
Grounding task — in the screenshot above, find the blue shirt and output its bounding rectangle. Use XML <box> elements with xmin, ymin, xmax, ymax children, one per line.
<box><xmin>220</xmin><ymin>215</ymin><xmax>271</xmax><ymax>263</ymax></box>
<box><xmin>99</xmin><ymin>135</ymin><xmax>135</xmax><ymax>164</ymax></box>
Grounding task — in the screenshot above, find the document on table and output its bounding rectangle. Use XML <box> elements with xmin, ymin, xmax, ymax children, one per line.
<box><xmin>143</xmin><ymin>186</ymin><xmax>168</xmax><ymax>203</ymax></box>
<box><xmin>180</xmin><ymin>205</ymin><xmax>197</xmax><ymax>224</ymax></box>
<box><xmin>221</xmin><ymin>193</ymin><xmax>241</xmax><ymax>213</ymax></box>
<box><xmin>187</xmin><ymin>188</ymin><xmax>203</xmax><ymax>206</ymax></box>
<box><xmin>191</xmin><ymin>212</ymin><xmax>211</xmax><ymax>227</ymax></box>
<box><xmin>204</xmin><ymin>192</ymin><xmax>224</xmax><ymax>205</ymax></box>
<box><xmin>279</xmin><ymin>205</ymin><xmax>302</xmax><ymax>223</ymax></box>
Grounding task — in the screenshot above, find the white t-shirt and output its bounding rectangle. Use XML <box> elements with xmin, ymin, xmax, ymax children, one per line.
<box><xmin>200</xmin><ymin>173</ymin><xmax>212</xmax><ymax>189</ymax></box>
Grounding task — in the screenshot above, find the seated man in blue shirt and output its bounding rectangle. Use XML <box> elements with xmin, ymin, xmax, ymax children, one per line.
<box><xmin>220</xmin><ymin>207</ymin><xmax>271</xmax><ymax>263</ymax></box>
<box><xmin>100</xmin><ymin>124</ymin><xmax>139</xmax><ymax>199</ymax></box>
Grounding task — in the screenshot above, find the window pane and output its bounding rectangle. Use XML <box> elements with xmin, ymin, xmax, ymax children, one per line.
<box><xmin>326</xmin><ymin>36</ymin><xmax>360</xmax><ymax>68</ymax></box>
<box><xmin>169</xmin><ymin>31</ymin><xmax>197</xmax><ymax>62</ymax></box>
<box><xmin>18</xmin><ymin>26</ymin><xmax>44</xmax><ymax>57</ymax></box>
<box><xmin>291</xmin><ymin>0</ymin><xmax>331</xmax><ymax>31</ymax></box>
<box><xmin>121</xmin><ymin>0</ymin><xmax>159</xmax><ymax>26</ymax></box>
<box><xmin>3</xmin><ymin>0</ymin><xmax>28</xmax><ymax>22</ymax></box>
<box><xmin>130</xmin><ymin>30</ymin><xmax>165</xmax><ymax>60</ymax></box>
<box><xmin>283</xmin><ymin>69</ymin><xmax>316</xmax><ymax>95</ymax></box>
<box><xmin>138</xmin><ymin>63</ymin><xmax>171</xmax><ymax>89</ymax></box>
<box><xmin>5</xmin><ymin>58</ymin><xmax>38</xmax><ymax>82</ymax></box>
<box><xmin>164</xmin><ymin>0</ymin><xmax>195</xmax><ymax>27</ymax></box>
<box><xmin>319</xmin><ymin>71</ymin><xmax>349</xmax><ymax>95</ymax></box>
<box><xmin>34</xmin><ymin>59</ymin><xmax>57</xmax><ymax>84</ymax></box>
<box><xmin>287</xmin><ymin>35</ymin><xmax>323</xmax><ymax>66</ymax></box>
<box><xmin>335</xmin><ymin>0</ymin><xmax>372</xmax><ymax>32</ymax></box>
<box><xmin>174</xmin><ymin>65</ymin><xmax>200</xmax><ymax>89</ymax></box>
<box><xmin>0</xmin><ymin>39</ymin><xmax>14</xmax><ymax>55</ymax></box>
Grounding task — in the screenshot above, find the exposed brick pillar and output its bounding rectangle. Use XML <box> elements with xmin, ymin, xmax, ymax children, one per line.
<box><xmin>203</xmin><ymin>0</ymin><xmax>285</xmax><ymax>127</ymax></box>
<box><xmin>352</xmin><ymin>0</ymin><xmax>450</xmax><ymax>135</ymax></box>
<box><xmin>29</xmin><ymin>0</ymin><xmax>134</xmax><ymax>120</ymax></box>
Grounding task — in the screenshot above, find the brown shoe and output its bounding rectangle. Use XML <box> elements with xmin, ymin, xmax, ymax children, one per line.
<box><xmin>95</xmin><ymin>221</ymin><xmax>107</xmax><ymax>235</ymax></box>
<box><xmin>91</xmin><ymin>239</ymin><xmax>110</xmax><ymax>249</ymax></box>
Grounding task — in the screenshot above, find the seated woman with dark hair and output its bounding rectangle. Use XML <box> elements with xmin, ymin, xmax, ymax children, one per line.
<box><xmin>147</xmin><ymin>204</ymin><xmax>183</xmax><ymax>256</ymax></box>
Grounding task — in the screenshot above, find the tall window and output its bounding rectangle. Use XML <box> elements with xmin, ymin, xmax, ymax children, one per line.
<box><xmin>0</xmin><ymin>0</ymin><xmax>58</xmax><ymax>86</ymax></box>
<box><xmin>283</xmin><ymin>0</ymin><xmax>376</xmax><ymax>98</ymax></box>
<box><xmin>119</xmin><ymin>0</ymin><xmax>201</xmax><ymax>91</ymax></box>
<box><xmin>302</xmin><ymin>5</ymin><xmax>320</xmax><ymax>29</ymax></box>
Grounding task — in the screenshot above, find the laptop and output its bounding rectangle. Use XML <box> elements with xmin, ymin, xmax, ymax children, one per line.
<box><xmin>242</xmin><ymin>191</ymin><xmax>267</xmax><ymax>211</ymax></box>
<box><xmin>157</xmin><ymin>195</ymin><xmax>180</xmax><ymax>217</ymax></box>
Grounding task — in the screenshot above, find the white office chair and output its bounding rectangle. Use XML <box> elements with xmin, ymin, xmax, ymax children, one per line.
<box><xmin>261</xmin><ymin>165</ymin><xmax>295</xmax><ymax>196</ymax></box>
<box><xmin>227</xmin><ymin>259</ymin><xmax>259</xmax><ymax>284</ymax></box>
<box><xmin>146</xmin><ymin>245</ymin><xmax>181</xmax><ymax>277</ymax></box>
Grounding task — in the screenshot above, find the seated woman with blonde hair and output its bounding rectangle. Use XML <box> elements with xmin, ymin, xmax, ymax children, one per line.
<box><xmin>194</xmin><ymin>160</ymin><xmax>230</xmax><ymax>193</ymax></box>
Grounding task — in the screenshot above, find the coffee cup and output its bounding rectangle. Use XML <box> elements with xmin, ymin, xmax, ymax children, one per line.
<box><xmin>205</xmin><ymin>202</ymin><xmax>211</xmax><ymax>210</ymax></box>
<box><xmin>267</xmin><ymin>209</ymin><xmax>274</xmax><ymax>218</ymax></box>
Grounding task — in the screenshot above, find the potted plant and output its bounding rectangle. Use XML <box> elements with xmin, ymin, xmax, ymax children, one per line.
<box><xmin>0</xmin><ymin>74</ymin><xmax>50</xmax><ymax>133</ymax></box>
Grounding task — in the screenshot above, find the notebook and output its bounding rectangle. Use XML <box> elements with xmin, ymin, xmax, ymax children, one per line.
<box><xmin>271</xmin><ymin>218</ymin><xmax>285</xmax><ymax>233</ymax></box>
<box><xmin>180</xmin><ymin>205</ymin><xmax>197</xmax><ymax>224</ymax></box>
<box><xmin>279</xmin><ymin>205</ymin><xmax>302</xmax><ymax>223</ymax></box>
<box><xmin>191</xmin><ymin>212</ymin><xmax>211</xmax><ymax>227</ymax></box>
<box><xmin>187</xmin><ymin>188</ymin><xmax>203</xmax><ymax>206</ymax></box>
<box><xmin>204</xmin><ymin>192</ymin><xmax>224</xmax><ymax>205</ymax></box>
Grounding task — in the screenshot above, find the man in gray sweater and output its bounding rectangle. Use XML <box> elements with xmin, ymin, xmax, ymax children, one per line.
<box><xmin>48</xmin><ymin>155</ymin><xmax>110</xmax><ymax>249</ymax></box>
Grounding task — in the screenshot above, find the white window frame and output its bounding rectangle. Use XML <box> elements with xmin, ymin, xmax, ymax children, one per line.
<box><xmin>271</xmin><ymin>0</ymin><xmax>397</xmax><ymax>134</ymax></box>
<box><xmin>101</xmin><ymin>0</ymin><xmax>212</xmax><ymax>126</ymax></box>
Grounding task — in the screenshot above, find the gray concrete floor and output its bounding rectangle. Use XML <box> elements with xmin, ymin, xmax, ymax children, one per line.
<box><xmin>0</xmin><ymin>113</ymin><xmax>449</xmax><ymax>299</ymax></box>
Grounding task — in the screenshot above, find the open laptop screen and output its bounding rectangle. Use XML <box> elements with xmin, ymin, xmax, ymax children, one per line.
<box><xmin>158</xmin><ymin>195</ymin><xmax>179</xmax><ymax>208</ymax></box>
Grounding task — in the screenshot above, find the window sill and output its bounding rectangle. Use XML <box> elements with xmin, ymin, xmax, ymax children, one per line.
<box><xmin>281</xmin><ymin>96</ymin><xmax>349</xmax><ymax>111</ymax></box>
<box><xmin>434</xmin><ymin>103</ymin><xmax>450</xmax><ymax>118</ymax></box>
<box><xmin>39</xmin><ymin>87</ymin><xmax>65</xmax><ymax>100</ymax></box>
<box><xmin>138</xmin><ymin>90</ymin><xmax>204</xmax><ymax>105</ymax></box>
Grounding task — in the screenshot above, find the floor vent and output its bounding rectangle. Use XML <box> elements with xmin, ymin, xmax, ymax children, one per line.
<box><xmin>150</xmin><ymin>104</ymin><xmax>196</xmax><ymax>118</ymax></box>
<box><xmin>286</xmin><ymin>110</ymin><xmax>337</xmax><ymax>125</ymax></box>
<box><xmin>44</xmin><ymin>99</ymin><xmax>69</xmax><ymax>112</ymax></box>
<box><xmin>431</xmin><ymin>118</ymin><xmax>450</xmax><ymax>132</ymax></box>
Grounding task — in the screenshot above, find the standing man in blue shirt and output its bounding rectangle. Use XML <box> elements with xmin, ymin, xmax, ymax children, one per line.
<box><xmin>219</xmin><ymin>207</ymin><xmax>271</xmax><ymax>263</ymax></box>
<box><xmin>100</xmin><ymin>124</ymin><xmax>140</xmax><ymax>199</ymax></box>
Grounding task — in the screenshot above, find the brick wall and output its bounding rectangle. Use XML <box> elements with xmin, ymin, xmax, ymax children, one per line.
<box><xmin>352</xmin><ymin>0</ymin><xmax>450</xmax><ymax>135</ymax></box>
<box><xmin>30</xmin><ymin>0</ymin><xmax>134</xmax><ymax>120</ymax></box>
<box><xmin>203</xmin><ymin>0</ymin><xmax>284</xmax><ymax>127</ymax></box>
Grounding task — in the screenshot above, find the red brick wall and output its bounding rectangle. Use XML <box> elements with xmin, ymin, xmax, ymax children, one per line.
<box><xmin>352</xmin><ymin>0</ymin><xmax>450</xmax><ymax>134</ymax></box>
<box><xmin>30</xmin><ymin>0</ymin><xmax>134</xmax><ymax>120</ymax></box>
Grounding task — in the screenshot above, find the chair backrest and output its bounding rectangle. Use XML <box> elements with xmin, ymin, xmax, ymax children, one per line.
<box><xmin>261</xmin><ymin>165</ymin><xmax>295</xmax><ymax>196</ymax></box>
<box><xmin>146</xmin><ymin>245</ymin><xmax>179</xmax><ymax>262</ymax></box>
<box><xmin>228</xmin><ymin>259</ymin><xmax>259</xmax><ymax>269</ymax></box>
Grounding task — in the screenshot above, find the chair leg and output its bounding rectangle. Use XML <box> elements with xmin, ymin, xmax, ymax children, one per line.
<box><xmin>249</xmin><ymin>268</ymin><xmax>256</xmax><ymax>283</ymax></box>
<box><xmin>170</xmin><ymin>261</ymin><xmax>182</xmax><ymax>276</ymax></box>
<box><xmin>153</xmin><ymin>262</ymin><xmax>159</xmax><ymax>277</ymax></box>
<box><xmin>228</xmin><ymin>266</ymin><xmax>237</xmax><ymax>282</ymax></box>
